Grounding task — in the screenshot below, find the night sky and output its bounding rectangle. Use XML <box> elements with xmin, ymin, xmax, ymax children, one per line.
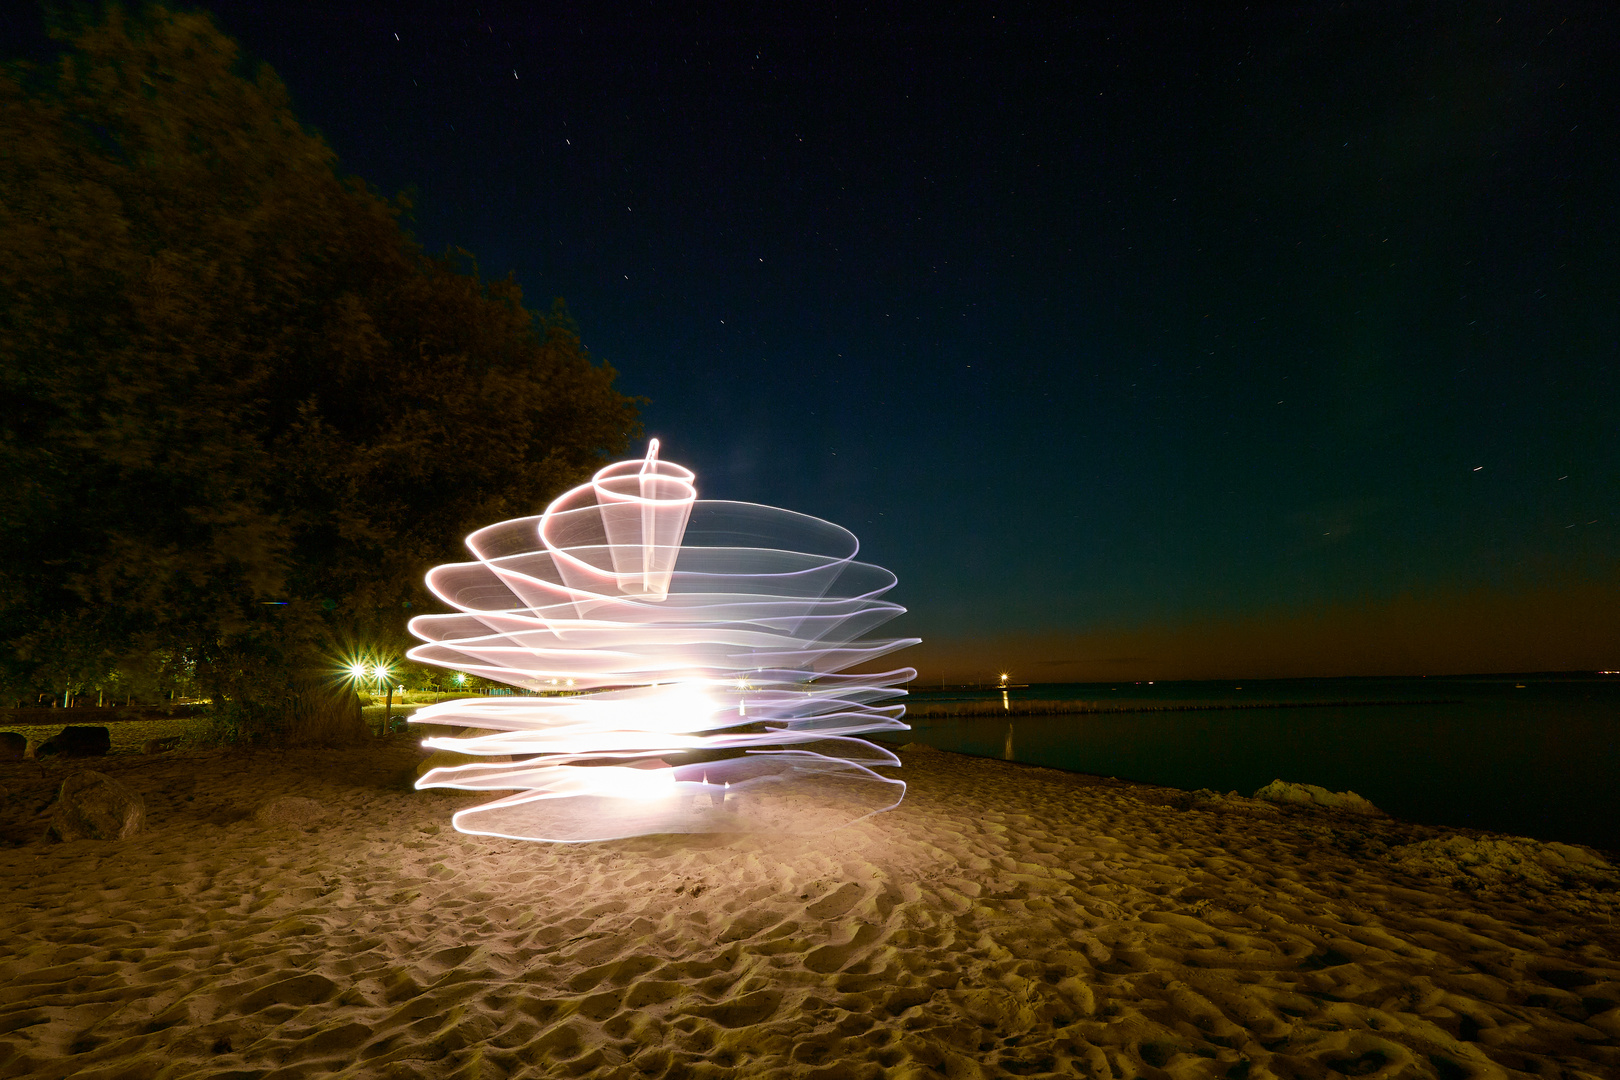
<box><xmin>8</xmin><ymin>3</ymin><xmax>1617</xmax><ymax>681</ymax></box>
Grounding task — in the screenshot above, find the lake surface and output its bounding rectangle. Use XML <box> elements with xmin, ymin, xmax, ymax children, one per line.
<box><xmin>890</xmin><ymin>676</ymin><xmax>1620</xmax><ymax>853</ymax></box>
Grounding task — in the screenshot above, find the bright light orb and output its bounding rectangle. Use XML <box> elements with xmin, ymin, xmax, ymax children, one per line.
<box><xmin>407</xmin><ymin>440</ymin><xmax>919</xmax><ymax>842</ymax></box>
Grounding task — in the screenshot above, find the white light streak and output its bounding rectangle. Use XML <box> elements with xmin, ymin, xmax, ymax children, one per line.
<box><xmin>408</xmin><ymin>441</ymin><xmax>918</xmax><ymax>841</ymax></box>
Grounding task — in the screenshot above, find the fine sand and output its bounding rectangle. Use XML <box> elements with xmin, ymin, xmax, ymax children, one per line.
<box><xmin>2</xmin><ymin>741</ymin><xmax>1618</xmax><ymax>1079</ymax></box>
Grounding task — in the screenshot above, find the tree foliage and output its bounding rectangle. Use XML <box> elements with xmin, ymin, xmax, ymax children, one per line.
<box><xmin>0</xmin><ymin>5</ymin><xmax>640</xmax><ymax>734</ymax></box>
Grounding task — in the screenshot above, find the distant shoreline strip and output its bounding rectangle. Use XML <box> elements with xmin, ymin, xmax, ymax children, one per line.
<box><xmin>906</xmin><ymin>698</ymin><xmax>1464</xmax><ymax>719</ymax></box>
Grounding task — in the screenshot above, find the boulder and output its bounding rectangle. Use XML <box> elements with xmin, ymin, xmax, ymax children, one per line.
<box><xmin>1389</xmin><ymin>834</ymin><xmax>1618</xmax><ymax>890</ymax></box>
<box><xmin>0</xmin><ymin>731</ymin><xmax>25</xmax><ymax>760</ymax></box>
<box><xmin>38</xmin><ymin>725</ymin><xmax>111</xmax><ymax>758</ymax></box>
<box><xmin>48</xmin><ymin>770</ymin><xmax>145</xmax><ymax>841</ymax></box>
<box><xmin>1181</xmin><ymin>788</ymin><xmax>1280</xmax><ymax>814</ymax></box>
<box><xmin>1252</xmin><ymin>779</ymin><xmax>1382</xmax><ymax>815</ymax></box>
<box><xmin>252</xmin><ymin>795</ymin><xmax>326</xmax><ymax>827</ymax></box>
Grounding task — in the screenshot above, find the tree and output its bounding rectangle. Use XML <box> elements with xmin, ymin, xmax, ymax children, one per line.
<box><xmin>0</xmin><ymin>5</ymin><xmax>640</xmax><ymax>740</ymax></box>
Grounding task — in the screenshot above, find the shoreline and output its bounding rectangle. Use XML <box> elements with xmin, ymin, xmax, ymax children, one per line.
<box><xmin>2</xmin><ymin>743</ymin><xmax>1617</xmax><ymax>1078</ymax></box>
<box><xmin>904</xmin><ymin>698</ymin><xmax>1465</xmax><ymax>720</ymax></box>
<box><xmin>5</xmin><ymin>712</ymin><xmax>1611</xmax><ymax>855</ymax></box>
<box><xmin>878</xmin><ymin>739</ymin><xmax>1620</xmax><ymax>862</ymax></box>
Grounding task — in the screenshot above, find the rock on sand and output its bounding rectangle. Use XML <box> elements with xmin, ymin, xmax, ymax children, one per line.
<box><xmin>252</xmin><ymin>796</ymin><xmax>327</xmax><ymax>827</ymax></box>
<box><xmin>47</xmin><ymin>769</ymin><xmax>145</xmax><ymax>841</ymax></box>
<box><xmin>1252</xmin><ymin>778</ymin><xmax>1383</xmax><ymax>814</ymax></box>
<box><xmin>1390</xmin><ymin>834</ymin><xmax>1619</xmax><ymax>890</ymax></box>
<box><xmin>38</xmin><ymin>725</ymin><xmax>111</xmax><ymax>758</ymax></box>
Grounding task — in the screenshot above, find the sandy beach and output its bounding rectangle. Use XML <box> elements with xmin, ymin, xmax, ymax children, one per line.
<box><xmin>2</xmin><ymin>740</ymin><xmax>1617</xmax><ymax>1079</ymax></box>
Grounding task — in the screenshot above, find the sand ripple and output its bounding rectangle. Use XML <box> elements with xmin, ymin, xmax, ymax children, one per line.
<box><xmin>1</xmin><ymin>744</ymin><xmax>1617</xmax><ymax>1078</ymax></box>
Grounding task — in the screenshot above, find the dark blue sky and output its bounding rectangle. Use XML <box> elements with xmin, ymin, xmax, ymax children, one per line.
<box><xmin>10</xmin><ymin>2</ymin><xmax>1615</xmax><ymax>677</ymax></box>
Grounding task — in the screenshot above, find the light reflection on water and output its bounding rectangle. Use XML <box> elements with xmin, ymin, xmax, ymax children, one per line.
<box><xmin>897</xmin><ymin>677</ymin><xmax>1620</xmax><ymax>852</ymax></box>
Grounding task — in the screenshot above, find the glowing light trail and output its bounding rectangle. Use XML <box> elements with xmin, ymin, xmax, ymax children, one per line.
<box><xmin>408</xmin><ymin>441</ymin><xmax>918</xmax><ymax>841</ymax></box>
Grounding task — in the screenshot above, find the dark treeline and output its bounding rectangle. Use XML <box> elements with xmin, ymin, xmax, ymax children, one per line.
<box><xmin>0</xmin><ymin>6</ymin><xmax>639</xmax><ymax>741</ymax></box>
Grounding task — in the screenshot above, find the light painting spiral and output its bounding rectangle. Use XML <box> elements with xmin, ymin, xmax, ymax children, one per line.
<box><xmin>406</xmin><ymin>441</ymin><xmax>919</xmax><ymax>842</ymax></box>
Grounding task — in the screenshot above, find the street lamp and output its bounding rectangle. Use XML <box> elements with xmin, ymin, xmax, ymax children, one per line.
<box><xmin>373</xmin><ymin>661</ymin><xmax>395</xmax><ymax>735</ymax></box>
<box><xmin>341</xmin><ymin>656</ymin><xmax>398</xmax><ymax>736</ymax></box>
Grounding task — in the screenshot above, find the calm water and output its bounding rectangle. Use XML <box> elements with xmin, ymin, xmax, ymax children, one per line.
<box><xmin>891</xmin><ymin>676</ymin><xmax>1620</xmax><ymax>853</ymax></box>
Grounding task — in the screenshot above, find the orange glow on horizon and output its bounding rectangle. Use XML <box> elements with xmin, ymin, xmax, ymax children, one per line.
<box><xmin>909</xmin><ymin>582</ymin><xmax>1620</xmax><ymax>684</ymax></box>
